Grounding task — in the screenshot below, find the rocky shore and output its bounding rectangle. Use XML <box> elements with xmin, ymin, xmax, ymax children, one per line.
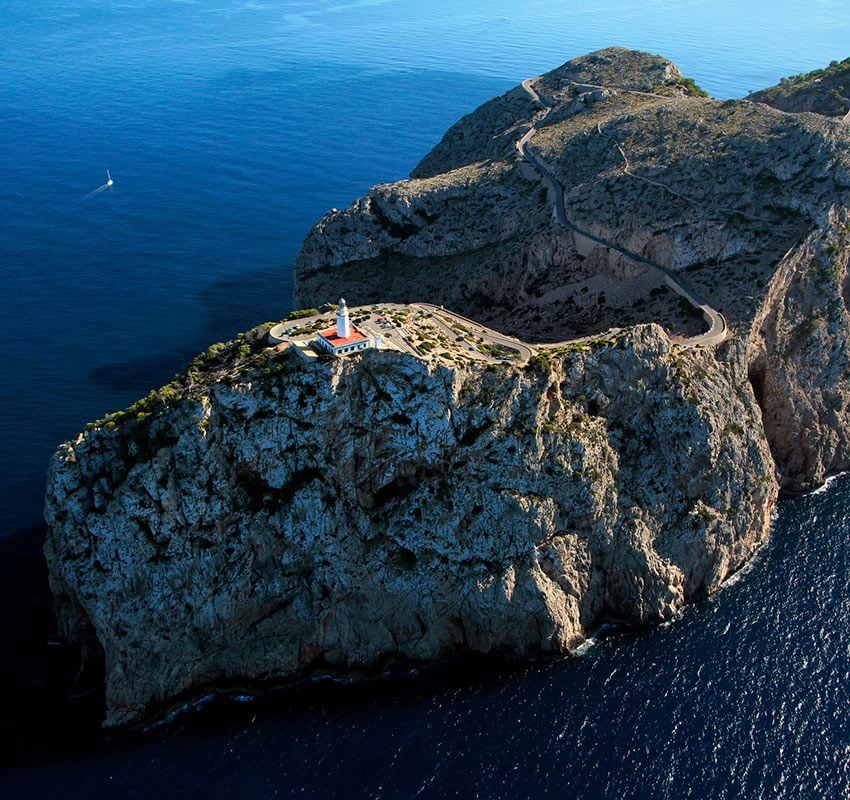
<box><xmin>45</xmin><ymin>48</ymin><xmax>850</xmax><ymax>727</ymax></box>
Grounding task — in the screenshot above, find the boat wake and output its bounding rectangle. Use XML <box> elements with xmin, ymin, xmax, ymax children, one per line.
<box><xmin>84</xmin><ymin>170</ymin><xmax>114</xmax><ymax>199</ymax></box>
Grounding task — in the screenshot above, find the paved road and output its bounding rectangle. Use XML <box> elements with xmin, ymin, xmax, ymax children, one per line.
<box><xmin>414</xmin><ymin>303</ymin><xmax>537</xmax><ymax>363</ymax></box>
<box><xmin>521</xmin><ymin>77</ymin><xmax>543</xmax><ymax>104</ymax></box>
<box><xmin>516</xmin><ymin>77</ymin><xmax>728</xmax><ymax>349</ymax></box>
<box><xmin>273</xmin><ymin>76</ymin><xmax>727</xmax><ymax>363</ymax></box>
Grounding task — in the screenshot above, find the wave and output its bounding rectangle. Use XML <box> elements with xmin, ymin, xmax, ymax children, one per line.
<box><xmin>809</xmin><ymin>471</ymin><xmax>848</xmax><ymax>496</ymax></box>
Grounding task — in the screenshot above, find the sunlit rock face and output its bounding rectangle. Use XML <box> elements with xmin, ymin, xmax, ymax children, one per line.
<box><xmin>45</xmin><ymin>48</ymin><xmax>850</xmax><ymax>727</ymax></box>
<box><xmin>45</xmin><ymin>325</ymin><xmax>776</xmax><ymax>727</ymax></box>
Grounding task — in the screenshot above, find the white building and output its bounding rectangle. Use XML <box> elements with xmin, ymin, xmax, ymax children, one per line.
<box><xmin>315</xmin><ymin>298</ymin><xmax>375</xmax><ymax>356</ymax></box>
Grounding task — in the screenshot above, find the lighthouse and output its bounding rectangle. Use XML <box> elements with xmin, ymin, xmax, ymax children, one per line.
<box><xmin>336</xmin><ymin>297</ymin><xmax>352</xmax><ymax>339</ymax></box>
<box><xmin>314</xmin><ymin>297</ymin><xmax>374</xmax><ymax>356</ymax></box>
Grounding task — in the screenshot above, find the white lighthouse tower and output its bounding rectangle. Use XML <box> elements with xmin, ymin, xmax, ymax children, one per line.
<box><xmin>337</xmin><ymin>297</ymin><xmax>352</xmax><ymax>339</ymax></box>
<box><xmin>313</xmin><ymin>296</ymin><xmax>372</xmax><ymax>356</ymax></box>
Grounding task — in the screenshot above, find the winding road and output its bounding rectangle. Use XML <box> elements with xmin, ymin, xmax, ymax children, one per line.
<box><xmin>414</xmin><ymin>302</ymin><xmax>537</xmax><ymax>363</ymax></box>
<box><xmin>515</xmin><ymin>77</ymin><xmax>728</xmax><ymax>349</ymax></box>
<box><xmin>278</xmin><ymin>76</ymin><xmax>728</xmax><ymax>366</ymax></box>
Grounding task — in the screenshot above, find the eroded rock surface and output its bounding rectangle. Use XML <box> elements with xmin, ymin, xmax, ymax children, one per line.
<box><xmin>295</xmin><ymin>47</ymin><xmax>850</xmax><ymax>488</ymax></box>
<box><xmin>46</xmin><ymin>327</ymin><xmax>775</xmax><ymax>727</ymax></box>
<box><xmin>45</xmin><ymin>48</ymin><xmax>850</xmax><ymax>727</ymax></box>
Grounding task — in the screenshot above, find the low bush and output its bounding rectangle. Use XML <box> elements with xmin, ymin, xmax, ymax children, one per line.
<box><xmin>287</xmin><ymin>308</ymin><xmax>319</xmax><ymax>320</ymax></box>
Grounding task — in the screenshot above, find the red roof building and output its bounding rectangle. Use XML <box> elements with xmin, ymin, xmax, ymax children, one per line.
<box><xmin>315</xmin><ymin>298</ymin><xmax>375</xmax><ymax>356</ymax></box>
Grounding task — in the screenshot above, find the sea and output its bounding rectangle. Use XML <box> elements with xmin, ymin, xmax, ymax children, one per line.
<box><xmin>0</xmin><ymin>1</ymin><xmax>848</xmax><ymax>797</ymax></box>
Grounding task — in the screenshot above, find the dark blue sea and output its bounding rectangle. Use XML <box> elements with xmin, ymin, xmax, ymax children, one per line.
<box><xmin>1</xmin><ymin>1</ymin><xmax>848</xmax><ymax>797</ymax></box>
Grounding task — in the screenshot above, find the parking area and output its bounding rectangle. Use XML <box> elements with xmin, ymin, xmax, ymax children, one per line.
<box><xmin>267</xmin><ymin>302</ymin><xmax>533</xmax><ymax>365</ymax></box>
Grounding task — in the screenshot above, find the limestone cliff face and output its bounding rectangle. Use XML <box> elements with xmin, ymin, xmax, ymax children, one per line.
<box><xmin>45</xmin><ymin>327</ymin><xmax>774</xmax><ymax>727</ymax></box>
<box><xmin>746</xmin><ymin>213</ymin><xmax>850</xmax><ymax>490</ymax></box>
<box><xmin>44</xmin><ymin>49</ymin><xmax>850</xmax><ymax>728</ymax></box>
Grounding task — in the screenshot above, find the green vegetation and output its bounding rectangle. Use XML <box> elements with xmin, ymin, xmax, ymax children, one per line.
<box><xmin>654</xmin><ymin>75</ymin><xmax>709</xmax><ymax>97</ymax></box>
<box><xmin>289</xmin><ymin>318</ymin><xmax>331</xmax><ymax>335</ymax></box>
<box><xmin>526</xmin><ymin>352</ymin><xmax>552</xmax><ymax>372</ymax></box>
<box><xmin>85</xmin><ymin>322</ymin><xmax>281</xmax><ymax>433</ymax></box>
<box><xmin>750</xmin><ymin>58</ymin><xmax>850</xmax><ymax>116</ymax></box>
<box><xmin>674</xmin><ymin>75</ymin><xmax>709</xmax><ymax>98</ymax></box>
<box><xmin>777</xmin><ymin>57</ymin><xmax>850</xmax><ymax>88</ymax></box>
<box><xmin>544</xmin><ymin>336</ymin><xmax>617</xmax><ymax>358</ymax></box>
<box><xmin>477</xmin><ymin>342</ymin><xmax>519</xmax><ymax>359</ymax></box>
<box><xmin>286</xmin><ymin>307</ymin><xmax>319</xmax><ymax>320</ymax></box>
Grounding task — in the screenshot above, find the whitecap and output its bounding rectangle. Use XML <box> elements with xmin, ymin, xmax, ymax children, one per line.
<box><xmin>810</xmin><ymin>471</ymin><xmax>848</xmax><ymax>495</ymax></box>
<box><xmin>573</xmin><ymin>637</ymin><xmax>596</xmax><ymax>655</ymax></box>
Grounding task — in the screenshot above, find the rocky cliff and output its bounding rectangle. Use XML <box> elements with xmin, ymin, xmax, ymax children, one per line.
<box><xmin>45</xmin><ymin>49</ymin><xmax>850</xmax><ymax>728</ymax></box>
<box><xmin>45</xmin><ymin>326</ymin><xmax>776</xmax><ymax>728</ymax></box>
<box><xmin>747</xmin><ymin>58</ymin><xmax>850</xmax><ymax>120</ymax></box>
<box><xmin>294</xmin><ymin>47</ymin><xmax>850</xmax><ymax>489</ymax></box>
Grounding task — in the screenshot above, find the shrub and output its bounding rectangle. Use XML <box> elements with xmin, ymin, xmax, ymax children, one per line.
<box><xmin>526</xmin><ymin>352</ymin><xmax>552</xmax><ymax>372</ymax></box>
<box><xmin>287</xmin><ymin>308</ymin><xmax>319</xmax><ymax>320</ymax></box>
<box><xmin>674</xmin><ymin>76</ymin><xmax>709</xmax><ymax>98</ymax></box>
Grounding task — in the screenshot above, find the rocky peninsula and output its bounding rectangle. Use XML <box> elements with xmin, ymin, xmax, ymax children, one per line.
<box><xmin>45</xmin><ymin>48</ymin><xmax>850</xmax><ymax>728</ymax></box>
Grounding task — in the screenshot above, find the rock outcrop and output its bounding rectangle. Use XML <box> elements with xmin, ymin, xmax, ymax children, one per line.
<box><xmin>45</xmin><ymin>326</ymin><xmax>775</xmax><ymax>728</ymax></box>
<box><xmin>294</xmin><ymin>48</ymin><xmax>850</xmax><ymax>488</ymax></box>
<box><xmin>45</xmin><ymin>49</ymin><xmax>850</xmax><ymax>727</ymax></box>
<box><xmin>747</xmin><ymin>58</ymin><xmax>850</xmax><ymax>120</ymax></box>
<box><xmin>294</xmin><ymin>51</ymin><xmax>849</xmax><ymax>346</ymax></box>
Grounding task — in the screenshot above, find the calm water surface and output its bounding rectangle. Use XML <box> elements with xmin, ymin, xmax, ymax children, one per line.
<box><xmin>0</xmin><ymin>1</ymin><xmax>848</xmax><ymax>796</ymax></box>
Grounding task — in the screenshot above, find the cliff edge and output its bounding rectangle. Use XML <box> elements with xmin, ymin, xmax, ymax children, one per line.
<box><xmin>45</xmin><ymin>49</ymin><xmax>850</xmax><ymax>728</ymax></box>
